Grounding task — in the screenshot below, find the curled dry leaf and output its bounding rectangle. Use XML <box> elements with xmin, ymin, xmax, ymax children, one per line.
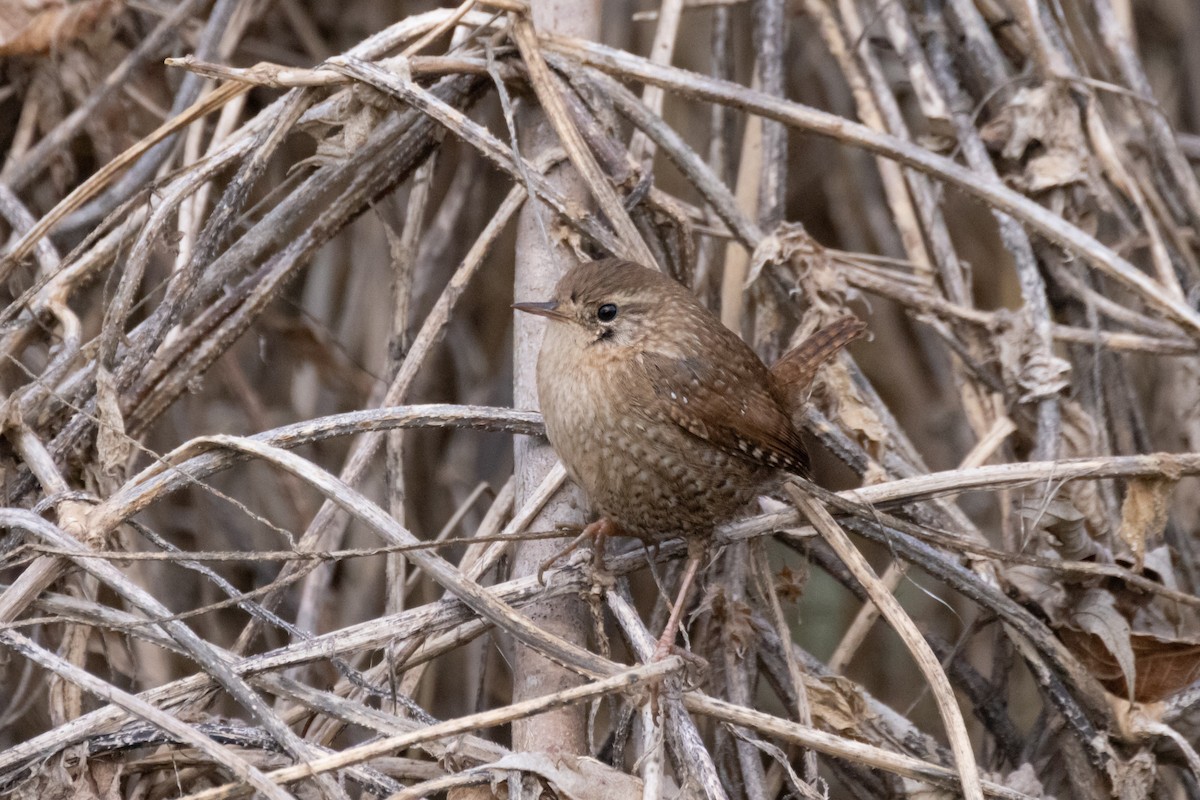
<box><xmin>992</xmin><ymin>763</ymin><xmax>1055</xmax><ymax>799</ymax></box>
<box><xmin>483</xmin><ymin>752</ymin><xmax>643</xmax><ymax>800</ymax></box>
<box><xmin>1006</xmin><ymin>558</ymin><xmax>1068</xmax><ymax>619</ymax></box>
<box><xmin>1067</xmin><ymin>588</ymin><xmax>1138</xmax><ymax>702</ymax></box>
<box><xmin>749</xmin><ymin>222</ymin><xmax>858</xmax><ymax>319</ymax></box>
<box><xmin>11</xmin><ymin>753</ymin><xmax>122</xmax><ymax>800</ymax></box>
<box><xmin>1104</xmin><ymin>748</ymin><xmax>1157</xmax><ymax>800</ymax></box>
<box><xmin>1056</xmin><ymin>400</ymin><xmax>1110</xmax><ymax>530</ymax></box>
<box><xmin>1117</xmin><ymin>477</ymin><xmax>1176</xmax><ymax>573</ymax></box>
<box><xmin>1007</xmin><ymin>500</ymin><xmax>1084</xmax><ymax>622</ymax></box>
<box><xmin>1013</xmin><ymin>495</ymin><xmax>1200</xmax><ymax>702</ymax></box>
<box><xmin>297</xmin><ymin>86</ymin><xmax>391</xmax><ymax>168</ymax></box>
<box><xmin>810</xmin><ymin>361</ymin><xmax>888</xmax><ymax>465</ymax></box>
<box><xmin>774</xmin><ymin>564</ymin><xmax>806</xmax><ymax>603</ymax></box>
<box><xmin>979</xmin><ymin>84</ymin><xmax>1096</xmax><ymax>194</ymax></box>
<box><xmin>1060</xmin><ymin>624</ymin><xmax>1200</xmax><ymax>704</ymax></box>
<box><xmin>900</xmin><ymin>780</ymin><xmax>957</xmax><ymax>799</ymax></box>
<box><xmin>992</xmin><ymin>308</ymin><xmax>1071</xmax><ymax>403</ymax></box>
<box><xmin>1018</xmin><ymin>498</ymin><xmax>1110</xmax><ymax>563</ymax></box>
<box><xmin>1146</xmin><ymin>358</ymin><xmax>1200</xmax><ymax>537</ymax></box>
<box><xmin>0</xmin><ymin>0</ymin><xmax>121</xmax><ymax>57</ymax></box>
<box><xmin>804</xmin><ymin>672</ymin><xmax>868</xmax><ymax>736</ymax></box>
<box><xmin>95</xmin><ymin>365</ymin><xmax>131</xmax><ymax>477</ymax></box>
<box><xmin>1112</xmin><ymin>696</ymin><xmax>1200</xmax><ymax>781</ymax></box>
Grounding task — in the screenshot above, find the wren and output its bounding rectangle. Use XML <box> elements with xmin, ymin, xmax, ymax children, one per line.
<box><xmin>515</xmin><ymin>258</ymin><xmax>863</xmax><ymax>653</ymax></box>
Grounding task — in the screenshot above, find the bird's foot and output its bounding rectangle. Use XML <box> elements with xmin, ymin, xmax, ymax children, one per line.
<box><xmin>648</xmin><ymin>639</ymin><xmax>708</xmax><ymax>702</ymax></box>
<box><xmin>536</xmin><ymin>518</ymin><xmax>620</xmax><ymax>585</ymax></box>
<box><xmin>652</xmin><ymin>628</ymin><xmax>681</xmax><ymax>662</ymax></box>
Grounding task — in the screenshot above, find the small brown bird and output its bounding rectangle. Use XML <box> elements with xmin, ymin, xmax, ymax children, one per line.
<box><xmin>515</xmin><ymin>258</ymin><xmax>863</xmax><ymax>654</ymax></box>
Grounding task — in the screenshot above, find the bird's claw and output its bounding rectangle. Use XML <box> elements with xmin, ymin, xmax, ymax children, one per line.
<box><xmin>536</xmin><ymin>518</ymin><xmax>617</xmax><ymax>586</ymax></box>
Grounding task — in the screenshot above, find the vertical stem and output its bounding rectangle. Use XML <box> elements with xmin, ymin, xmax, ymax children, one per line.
<box><xmin>510</xmin><ymin>0</ymin><xmax>600</xmax><ymax>755</ymax></box>
<box><xmin>384</xmin><ymin>156</ymin><xmax>438</xmax><ymax>616</ymax></box>
<box><xmin>629</xmin><ymin>0</ymin><xmax>685</xmax><ymax>165</ymax></box>
<box><xmin>753</xmin><ymin>0</ymin><xmax>788</xmax><ymax>231</ymax></box>
<box><xmin>693</xmin><ymin>5</ymin><xmax>735</xmax><ymax>299</ymax></box>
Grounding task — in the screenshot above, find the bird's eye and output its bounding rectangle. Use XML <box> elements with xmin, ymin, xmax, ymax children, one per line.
<box><xmin>597</xmin><ymin>303</ymin><xmax>618</xmax><ymax>323</ymax></box>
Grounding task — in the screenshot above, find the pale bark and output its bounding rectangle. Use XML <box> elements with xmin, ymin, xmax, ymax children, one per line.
<box><xmin>510</xmin><ymin>0</ymin><xmax>601</xmax><ymax>755</ymax></box>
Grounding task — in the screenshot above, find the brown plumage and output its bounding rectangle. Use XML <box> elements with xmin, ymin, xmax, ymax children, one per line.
<box><xmin>515</xmin><ymin>258</ymin><xmax>861</xmax><ymax>542</ymax></box>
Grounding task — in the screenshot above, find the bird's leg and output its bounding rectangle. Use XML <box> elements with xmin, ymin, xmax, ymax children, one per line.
<box><xmin>537</xmin><ymin>517</ymin><xmax>620</xmax><ymax>585</ymax></box>
<box><xmin>652</xmin><ymin>540</ymin><xmax>705</xmax><ymax>660</ymax></box>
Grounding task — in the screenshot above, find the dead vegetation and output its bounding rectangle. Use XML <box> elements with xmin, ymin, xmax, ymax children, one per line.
<box><xmin>0</xmin><ymin>0</ymin><xmax>1199</xmax><ymax>798</ymax></box>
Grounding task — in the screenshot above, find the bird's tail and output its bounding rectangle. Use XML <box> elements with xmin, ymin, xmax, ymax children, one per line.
<box><xmin>770</xmin><ymin>316</ymin><xmax>867</xmax><ymax>408</ymax></box>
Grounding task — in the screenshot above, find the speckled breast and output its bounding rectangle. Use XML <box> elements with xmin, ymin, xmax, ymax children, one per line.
<box><xmin>537</xmin><ymin>345</ymin><xmax>772</xmax><ymax>540</ymax></box>
<box><xmin>582</xmin><ymin>411</ymin><xmax>772</xmax><ymax>539</ymax></box>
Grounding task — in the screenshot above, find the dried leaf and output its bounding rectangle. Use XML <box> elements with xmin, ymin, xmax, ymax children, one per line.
<box><xmin>1019</xmin><ymin>498</ymin><xmax>1109</xmax><ymax>564</ymax></box>
<box><xmin>775</xmin><ymin>564</ymin><xmax>806</xmax><ymax>603</ymax></box>
<box><xmin>993</xmin><ymin>763</ymin><xmax>1055</xmax><ymax>798</ymax></box>
<box><xmin>95</xmin><ymin>365</ymin><xmax>131</xmax><ymax>477</ymax></box>
<box><xmin>82</xmin><ymin>760</ymin><xmax>121</xmax><ymax>800</ymax></box>
<box><xmin>1036</xmin><ymin>533</ymin><xmax>1200</xmax><ymax>703</ymax></box>
<box><xmin>747</xmin><ymin>222</ymin><xmax>857</xmax><ymax>313</ymax></box>
<box><xmin>1058</xmin><ymin>400</ymin><xmax>1111</xmax><ymax>531</ymax></box>
<box><xmin>1062</xmin><ymin>614</ymin><xmax>1200</xmax><ymax>702</ymax></box>
<box><xmin>1067</xmin><ymin>588</ymin><xmax>1137</xmax><ymax>701</ymax></box>
<box><xmin>1007</xmin><ymin>561</ymin><xmax>1068</xmax><ymax>619</ymax></box>
<box><xmin>11</xmin><ymin>754</ymin><xmax>122</xmax><ymax>800</ymax></box>
<box><xmin>1117</xmin><ymin>478</ymin><xmax>1176</xmax><ymax>572</ymax></box>
<box><xmin>993</xmin><ymin>309</ymin><xmax>1070</xmax><ymax>403</ymax></box>
<box><xmin>1124</xmin><ymin>634</ymin><xmax>1200</xmax><ymax>702</ymax></box>
<box><xmin>0</xmin><ymin>0</ymin><xmax>121</xmax><ymax>56</ymax></box>
<box><xmin>1142</xmin><ymin>543</ymin><xmax>1178</xmax><ymax>583</ymax></box>
<box><xmin>805</xmin><ymin>673</ymin><xmax>868</xmax><ymax>735</ymax></box>
<box><xmin>297</xmin><ymin>87</ymin><xmax>390</xmax><ymax>167</ymax></box>
<box><xmin>981</xmin><ymin>84</ymin><xmax>1095</xmax><ymax>194</ymax></box>
<box><xmin>1105</xmin><ymin>748</ymin><xmax>1156</xmax><ymax>800</ymax></box>
<box><xmin>486</xmin><ymin>753</ymin><xmax>642</xmax><ymax>800</ymax></box>
<box><xmin>1023</xmin><ymin>152</ymin><xmax>1088</xmax><ymax>193</ymax></box>
<box><xmin>814</xmin><ymin>361</ymin><xmax>889</xmax><ymax>462</ymax></box>
<box><xmin>446</xmin><ymin>788</ymin><xmax>494</xmax><ymax>800</ymax></box>
<box><xmin>899</xmin><ymin>780</ymin><xmax>957</xmax><ymax>799</ymax></box>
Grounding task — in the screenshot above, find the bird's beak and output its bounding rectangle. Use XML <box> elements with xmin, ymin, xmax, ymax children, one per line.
<box><xmin>513</xmin><ymin>300</ymin><xmax>568</xmax><ymax>321</ymax></box>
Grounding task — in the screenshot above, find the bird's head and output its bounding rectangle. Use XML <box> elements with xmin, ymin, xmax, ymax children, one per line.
<box><xmin>513</xmin><ymin>258</ymin><xmax>693</xmax><ymax>349</ymax></box>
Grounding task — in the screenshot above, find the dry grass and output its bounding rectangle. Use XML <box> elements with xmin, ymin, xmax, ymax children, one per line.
<box><xmin>1</xmin><ymin>1</ymin><xmax>1199</xmax><ymax>798</ymax></box>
